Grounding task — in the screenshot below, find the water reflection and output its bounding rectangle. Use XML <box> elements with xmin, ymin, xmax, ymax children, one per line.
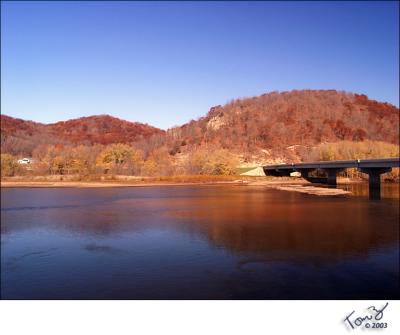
<box><xmin>1</xmin><ymin>185</ymin><xmax>399</xmax><ymax>299</ymax></box>
<box><xmin>165</xmin><ymin>188</ymin><xmax>398</xmax><ymax>262</ymax></box>
<box><xmin>339</xmin><ymin>182</ymin><xmax>400</xmax><ymax>199</ymax></box>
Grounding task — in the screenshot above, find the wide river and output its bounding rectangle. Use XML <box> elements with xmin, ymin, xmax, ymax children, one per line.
<box><xmin>1</xmin><ymin>184</ymin><xmax>399</xmax><ymax>299</ymax></box>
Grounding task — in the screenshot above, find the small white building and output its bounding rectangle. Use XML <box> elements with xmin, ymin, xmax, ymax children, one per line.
<box><xmin>17</xmin><ymin>157</ymin><xmax>32</xmax><ymax>165</ymax></box>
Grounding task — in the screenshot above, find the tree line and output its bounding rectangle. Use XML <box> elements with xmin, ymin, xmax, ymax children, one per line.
<box><xmin>2</xmin><ymin>139</ymin><xmax>398</xmax><ymax>181</ymax></box>
<box><xmin>1</xmin><ymin>143</ymin><xmax>239</xmax><ymax>177</ymax></box>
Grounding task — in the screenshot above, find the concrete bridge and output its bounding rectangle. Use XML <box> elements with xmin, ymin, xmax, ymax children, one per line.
<box><xmin>263</xmin><ymin>158</ymin><xmax>400</xmax><ymax>199</ymax></box>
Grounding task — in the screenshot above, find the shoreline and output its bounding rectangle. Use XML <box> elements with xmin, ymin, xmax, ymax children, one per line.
<box><xmin>0</xmin><ymin>177</ymin><xmax>367</xmax><ymax>188</ymax></box>
<box><xmin>0</xmin><ymin>180</ymin><xmax>247</xmax><ymax>188</ymax></box>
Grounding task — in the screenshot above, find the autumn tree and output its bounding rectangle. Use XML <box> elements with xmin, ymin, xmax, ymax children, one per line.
<box><xmin>96</xmin><ymin>143</ymin><xmax>143</xmax><ymax>175</ymax></box>
<box><xmin>307</xmin><ymin>140</ymin><xmax>399</xmax><ymax>162</ymax></box>
<box><xmin>142</xmin><ymin>148</ymin><xmax>174</xmax><ymax>176</ymax></box>
<box><xmin>185</xmin><ymin>147</ymin><xmax>239</xmax><ymax>175</ymax></box>
<box><xmin>1</xmin><ymin>154</ymin><xmax>17</xmax><ymax>177</ymax></box>
<box><xmin>40</xmin><ymin>145</ymin><xmax>69</xmax><ymax>175</ymax></box>
<box><xmin>142</xmin><ymin>159</ymin><xmax>158</xmax><ymax>176</ymax></box>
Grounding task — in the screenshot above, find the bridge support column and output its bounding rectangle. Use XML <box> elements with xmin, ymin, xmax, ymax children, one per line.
<box><xmin>324</xmin><ymin>168</ymin><xmax>344</xmax><ymax>186</ymax></box>
<box><xmin>299</xmin><ymin>169</ymin><xmax>313</xmax><ymax>180</ymax></box>
<box><xmin>359</xmin><ymin>167</ymin><xmax>392</xmax><ymax>200</ymax></box>
<box><xmin>326</xmin><ymin>169</ymin><xmax>338</xmax><ymax>186</ymax></box>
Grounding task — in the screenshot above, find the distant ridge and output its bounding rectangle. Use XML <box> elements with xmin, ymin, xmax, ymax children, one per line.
<box><xmin>1</xmin><ymin>114</ymin><xmax>164</xmax><ymax>155</ymax></box>
<box><xmin>1</xmin><ymin>90</ymin><xmax>399</xmax><ymax>158</ymax></box>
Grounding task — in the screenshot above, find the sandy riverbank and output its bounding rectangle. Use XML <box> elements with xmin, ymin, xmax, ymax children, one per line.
<box><xmin>0</xmin><ymin>180</ymin><xmax>248</xmax><ymax>188</ymax></box>
<box><xmin>0</xmin><ymin>176</ymin><xmax>356</xmax><ymax>189</ymax></box>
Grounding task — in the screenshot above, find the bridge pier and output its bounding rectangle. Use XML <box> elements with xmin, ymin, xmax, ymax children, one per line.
<box><xmin>298</xmin><ymin>168</ymin><xmax>340</xmax><ymax>185</ymax></box>
<box><xmin>324</xmin><ymin>168</ymin><xmax>340</xmax><ymax>186</ymax></box>
<box><xmin>299</xmin><ymin>169</ymin><xmax>312</xmax><ymax>180</ymax></box>
<box><xmin>359</xmin><ymin>167</ymin><xmax>392</xmax><ymax>200</ymax></box>
<box><xmin>297</xmin><ymin>168</ymin><xmax>319</xmax><ymax>183</ymax></box>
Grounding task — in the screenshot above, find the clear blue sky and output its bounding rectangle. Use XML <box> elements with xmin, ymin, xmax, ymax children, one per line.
<box><xmin>1</xmin><ymin>1</ymin><xmax>399</xmax><ymax>129</ymax></box>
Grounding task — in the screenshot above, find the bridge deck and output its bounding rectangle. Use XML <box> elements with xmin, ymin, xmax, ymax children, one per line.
<box><xmin>263</xmin><ymin>158</ymin><xmax>400</xmax><ymax>171</ymax></box>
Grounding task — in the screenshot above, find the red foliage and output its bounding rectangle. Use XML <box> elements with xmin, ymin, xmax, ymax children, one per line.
<box><xmin>355</xmin><ymin>94</ymin><xmax>398</xmax><ymax>119</ymax></box>
<box><xmin>352</xmin><ymin>128</ymin><xmax>367</xmax><ymax>141</ymax></box>
<box><xmin>47</xmin><ymin>115</ymin><xmax>164</xmax><ymax>145</ymax></box>
<box><xmin>172</xmin><ymin>90</ymin><xmax>399</xmax><ymax>155</ymax></box>
<box><xmin>1</xmin><ymin>114</ymin><xmax>164</xmax><ymax>155</ymax></box>
<box><xmin>332</xmin><ymin>120</ymin><xmax>353</xmax><ymax>140</ymax></box>
<box><xmin>1</xmin><ymin>90</ymin><xmax>399</xmax><ymax>158</ymax></box>
<box><xmin>0</xmin><ymin>115</ymin><xmax>44</xmax><ymax>136</ymax></box>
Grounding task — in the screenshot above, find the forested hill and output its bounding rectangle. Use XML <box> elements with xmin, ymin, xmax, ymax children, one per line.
<box><xmin>1</xmin><ymin>115</ymin><xmax>164</xmax><ymax>155</ymax></box>
<box><xmin>1</xmin><ymin>90</ymin><xmax>399</xmax><ymax>161</ymax></box>
<box><xmin>158</xmin><ymin>90</ymin><xmax>398</xmax><ymax>162</ymax></box>
<box><xmin>172</xmin><ymin>90</ymin><xmax>399</xmax><ymax>148</ymax></box>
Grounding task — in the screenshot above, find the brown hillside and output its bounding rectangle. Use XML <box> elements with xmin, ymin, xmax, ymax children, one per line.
<box><xmin>163</xmin><ymin>90</ymin><xmax>399</xmax><ymax>162</ymax></box>
<box><xmin>47</xmin><ymin>115</ymin><xmax>164</xmax><ymax>145</ymax></box>
<box><xmin>1</xmin><ymin>90</ymin><xmax>399</xmax><ymax>162</ymax></box>
<box><xmin>1</xmin><ymin>114</ymin><xmax>164</xmax><ymax>155</ymax></box>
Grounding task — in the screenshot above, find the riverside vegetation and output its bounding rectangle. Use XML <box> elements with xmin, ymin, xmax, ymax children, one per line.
<box><xmin>1</xmin><ymin>140</ymin><xmax>399</xmax><ymax>182</ymax></box>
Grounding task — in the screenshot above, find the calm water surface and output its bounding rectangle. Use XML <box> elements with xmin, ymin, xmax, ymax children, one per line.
<box><xmin>1</xmin><ymin>184</ymin><xmax>399</xmax><ymax>299</ymax></box>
